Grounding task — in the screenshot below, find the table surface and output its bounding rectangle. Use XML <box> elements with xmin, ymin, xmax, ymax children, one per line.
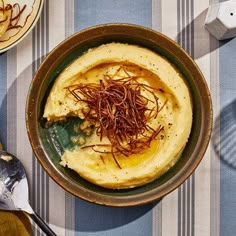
<box><xmin>0</xmin><ymin>0</ymin><xmax>235</xmax><ymax>236</ymax></box>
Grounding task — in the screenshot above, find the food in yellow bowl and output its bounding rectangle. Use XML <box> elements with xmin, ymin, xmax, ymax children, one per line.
<box><xmin>0</xmin><ymin>1</ymin><xmax>28</xmax><ymax>39</ymax></box>
<box><xmin>43</xmin><ymin>43</ymin><xmax>192</xmax><ymax>189</ymax></box>
<box><xmin>0</xmin><ymin>1</ymin><xmax>11</xmax><ymax>38</ymax></box>
<box><xmin>0</xmin><ymin>211</ymin><xmax>31</xmax><ymax>236</ymax></box>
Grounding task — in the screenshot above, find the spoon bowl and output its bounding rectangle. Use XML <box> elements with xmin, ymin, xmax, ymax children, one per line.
<box><xmin>0</xmin><ymin>150</ymin><xmax>32</xmax><ymax>213</ymax></box>
<box><xmin>0</xmin><ymin>147</ymin><xmax>56</xmax><ymax>236</ymax></box>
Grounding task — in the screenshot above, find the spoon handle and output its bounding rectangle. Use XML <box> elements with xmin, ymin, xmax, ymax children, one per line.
<box><xmin>29</xmin><ymin>212</ymin><xmax>57</xmax><ymax>236</ymax></box>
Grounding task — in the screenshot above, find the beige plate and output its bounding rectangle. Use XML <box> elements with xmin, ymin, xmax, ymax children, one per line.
<box><xmin>0</xmin><ymin>0</ymin><xmax>44</xmax><ymax>53</ymax></box>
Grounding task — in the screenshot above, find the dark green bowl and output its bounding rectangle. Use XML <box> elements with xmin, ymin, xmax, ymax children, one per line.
<box><xmin>26</xmin><ymin>23</ymin><xmax>212</xmax><ymax>207</ymax></box>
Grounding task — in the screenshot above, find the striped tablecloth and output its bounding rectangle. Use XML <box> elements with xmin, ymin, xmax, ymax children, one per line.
<box><xmin>0</xmin><ymin>0</ymin><xmax>235</xmax><ymax>235</ymax></box>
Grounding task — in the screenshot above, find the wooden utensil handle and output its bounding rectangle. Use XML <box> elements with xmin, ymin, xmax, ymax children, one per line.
<box><xmin>29</xmin><ymin>212</ymin><xmax>57</xmax><ymax>236</ymax></box>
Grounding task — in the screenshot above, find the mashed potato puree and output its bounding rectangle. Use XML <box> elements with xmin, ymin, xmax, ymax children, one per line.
<box><xmin>43</xmin><ymin>43</ymin><xmax>192</xmax><ymax>189</ymax></box>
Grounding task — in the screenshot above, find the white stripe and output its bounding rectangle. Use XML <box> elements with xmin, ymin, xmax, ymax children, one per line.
<box><xmin>65</xmin><ymin>194</ymin><xmax>75</xmax><ymax>236</ymax></box>
<box><xmin>16</xmin><ymin>33</ymin><xmax>33</xmax><ymax>184</ymax></box>
<box><xmin>65</xmin><ymin>0</ymin><xmax>75</xmax><ymax>37</ymax></box>
<box><xmin>162</xmin><ymin>190</ymin><xmax>178</xmax><ymax>236</ymax></box>
<box><xmin>194</xmin><ymin>151</ymin><xmax>211</xmax><ymax>236</ymax></box>
<box><xmin>193</xmin><ymin>1</ymin><xmax>217</xmax><ymax>236</ymax></box>
<box><xmin>161</xmin><ymin>0</ymin><xmax>178</xmax><ymax>40</ymax></box>
<box><xmin>152</xmin><ymin>0</ymin><xmax>162</xmax><ymax>31</ymax></box>
<box><xmin>159</xmin><ymin>1</ymin><xmax>179</xmax><ymax>235</ymax></box>
<box><xmin>48</xmin><ymin>0</ymin><xmax>65</xmax><ymax>51</ymax></box>
<box><xmin>17</xmin><ymin>30</ymin><xmax>37</xmax><ymax>233</ymax></box>
<box><xmin>48</xmin><ymin>0</ymin><xmax>66</xmax><ymax>235</ymax></box>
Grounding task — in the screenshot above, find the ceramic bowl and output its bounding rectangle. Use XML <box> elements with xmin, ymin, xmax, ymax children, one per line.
<box><xmin>26</xmin><ymin>24</ymin><xmax>212</xmax><ymax>206</ymax></box>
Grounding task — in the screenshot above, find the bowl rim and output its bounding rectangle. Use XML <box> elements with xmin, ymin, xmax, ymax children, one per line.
<box><xmin>26</xmin><ymin>23</ymin><xmax>213</xmax><ymax>207</ymax></box>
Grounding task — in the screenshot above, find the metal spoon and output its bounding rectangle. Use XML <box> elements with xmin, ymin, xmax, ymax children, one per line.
<box><xmin>0</xmin><ymin>145</ymin><xmax>57</xmax><ymax>236</ymax></box>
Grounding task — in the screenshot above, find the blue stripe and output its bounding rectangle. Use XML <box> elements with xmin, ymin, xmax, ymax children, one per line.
<box><xmin>74</xmin><ymin>1</ymin><xmax>153</xmax><ymax>235</ymax></box>
<box><xmin>74</xmin><ymin>0</ymin><xmax>152</xmax><ymax>31</ymax></box>
<box><xmin>220</xmin><ymin>38</ymin><xmax>236</xmax><ymax>235</ymax></box>
<box><xmin>75</xmin><ymin>200</ymin><xmax>153</xmax><ymax>236</ymax></box>
<box><xmin>0</xmin><ymin>53</ymin><xmax>7</xmax><ymax>147</ymax></box>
